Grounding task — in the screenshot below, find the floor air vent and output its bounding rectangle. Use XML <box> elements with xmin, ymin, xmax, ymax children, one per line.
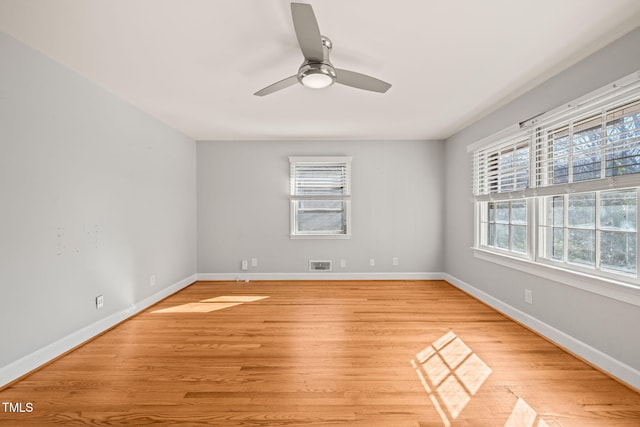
<box><xmin>309</xmin><ymin>260</ymin><xmax>332</xmax><ymax>272</ymax></box>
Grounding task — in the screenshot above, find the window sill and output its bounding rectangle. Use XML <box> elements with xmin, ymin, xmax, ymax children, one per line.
<box><xmin>472</xmin><ymin>247</ymin><xmax>640</xmax><ymax>307</ymax></box>
<box><xmin>290</xmin><ymin>234</ymin><xmax>352</xmax><ymax>240</ymax></box>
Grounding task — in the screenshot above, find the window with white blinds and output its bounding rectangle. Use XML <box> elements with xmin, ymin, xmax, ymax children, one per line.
<box><xmin>469</xmin><ymin>70</ymin><xmax>640</xmax><ymax>286</ymax></box>
<box><xmin>471</xmin><ymin>130</ymin><xmax>531</xmax><ymax>199</ymax></box>
<box><xmin>289</xmin><ymin>156</ymin><xmax>352</xmax><ymax>238</ymax></box>
<box><xmin>471</xmin><ymin>70</ymin><xmax>640</xmax><ymax>200</ymax></box>
<box><xmin>533</xmin><ymin>83</ymin><xmax>640</xmax><ymax>195</ymax></box>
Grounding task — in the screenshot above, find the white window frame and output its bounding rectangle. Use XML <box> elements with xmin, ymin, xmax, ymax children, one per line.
<box><xmin>476</xmin><ymin>199</ymin><xmax>534</xmax><ymax>260</ymax></box>
<box><xmin>289</xmin><ymin>156</ymin><xmax>352</xmax><ymax>239</ymax></box>
<box><xmin>536</xmin><ymin>189</ymin><xmax>639</xmax><ymax>284</ymax></box>
<box><xmin>469</xmin><ymin>70</ymin><xmax>640</xmax><ymax>302</ymax></box>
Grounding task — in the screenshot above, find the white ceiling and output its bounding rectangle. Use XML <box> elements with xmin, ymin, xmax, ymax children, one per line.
<box><xmin>1</xmin><ymin>0</ymin><xmax>640</xmax><ymax>141</ymax></box>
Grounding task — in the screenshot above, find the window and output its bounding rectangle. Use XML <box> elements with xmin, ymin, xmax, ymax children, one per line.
<box><xmin>289</xmin><ymin>156</ymin><xmax>352</xmax><ymax>238</ymax></box>
<box><xmin>473</xmin><ymin>134</ymin><xmax>530</xmax><ymax>197</ymax></box>
<box><xmin>480</xmin><ymin>200</ymin><xmax>529</xmax><ymax>255</ymax></box>
<box><xmin>472</xmin><ymin>129</ymin><xmax>531</xmax><ymax>258</ymax></box>
<box><xmin>539</xmin><ymin>189</ymin><xmax>638</xmax><ymax>276</ymax></box>
<box><xmin>470</xmin><ymin>70</ymin><xmax>640</xmax><ymax>287</ymax></box>
<box><xmin>535</xmin><ymin>101</ymin><xmax>640</xmax><ymax>187</ymax></box>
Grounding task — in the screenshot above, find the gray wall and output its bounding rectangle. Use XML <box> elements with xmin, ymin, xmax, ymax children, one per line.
<box><xmin>198</xmin><ymin>140</ymin><xmax>444</xmax><ymax>277</ymax></box>
<box><xmin>0</xmin><ymin>33</ymin><xmax>197</xmax><ymax>371</ymax></box>
<box><xmin>444</xmin><ymin>28</ymin><xmax>640</xmax><ymax>375</ymax></box>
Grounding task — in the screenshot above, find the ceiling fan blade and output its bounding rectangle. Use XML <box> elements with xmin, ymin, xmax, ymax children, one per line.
<box><xmin>335</xmin><ymin>68</ymin><xmax>392</xmax><ymax>93</ymax></box>
<box><xmin>291</xmin><ymin>3</ymin><xmax>324</xmax><ymax>62</ymax></box>
<box><xmin>254</xmin><ymin>75</ymin><xmax>298</xmax><ymax>96</ymax></box>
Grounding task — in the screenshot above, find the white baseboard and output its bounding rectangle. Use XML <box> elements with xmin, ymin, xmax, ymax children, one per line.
<box><xmin>0</xmin><ymin>274</ymin><xmax>196</xmax><ymax>389</ymax></box>
<box><xmin>442</xmin><ymin>273</ymin><xmax>640</xmax><ymax>391</ymax></box>
<box><xmin>197</xmin><ymin>272</ymin><xmax>446</xmax><ymax>281</ymax></box>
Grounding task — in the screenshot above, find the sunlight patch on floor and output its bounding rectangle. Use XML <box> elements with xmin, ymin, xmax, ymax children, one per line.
<box><xmin>201</xmin><ymin>296</ymin><xmax>269</xmax><ymax>303</ymax></box>
<box><xmin>411</xmin><ymin>330</ymin><xmax>492</xmax><ymax>426</ymax></box>
<box><xmin>152</xmin><ymin>302</ymin><xmax>242</xmax><ymax>313</ymax></box>
<box><xmin>504</xmin><ymin>397</ymin><xmax>550</xmax><ymax>427</ymax></box>
<box><xmin>152</xmin><ymin>296</ymin><xmax>269</xmax><ymax>314</ymax></box>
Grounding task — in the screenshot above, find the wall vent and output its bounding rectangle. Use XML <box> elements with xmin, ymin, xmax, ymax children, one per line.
<box><xmin>309</xmin><ymin>260</ymin><xmax>332</xmax><ymax>272</ymax></box>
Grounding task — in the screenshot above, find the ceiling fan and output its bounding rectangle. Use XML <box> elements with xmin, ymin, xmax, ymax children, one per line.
<box><xmin>254</xmin><ymin>2</ymin><xmax>392</xmax><ymax>96</ymax></box>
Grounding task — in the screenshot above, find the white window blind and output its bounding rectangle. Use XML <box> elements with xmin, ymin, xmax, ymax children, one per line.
<box><xmin>471</xmin><ymin>128</ymin><xmax>531</xmax><ymax>201</ymax></box>
<box><xmin>532</xmin><ymin>74</ymin><xmax>640</xmax><ymax>196</ymax></box>
<box><xmin>290</xmin><ymin>159</ymin><xmax>351</xmax><ymax>198</ymax></box>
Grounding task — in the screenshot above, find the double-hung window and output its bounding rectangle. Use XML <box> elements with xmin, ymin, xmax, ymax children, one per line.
<box><xmin>539</xmin><ymin>190</ymin><xmax>637</xmax><ymax>277</ymax></box>
<box><xmin>472</xmin><ymin>129</ymin><xmax>532</xmax><ymax>257</ymax></box>
<box><xmin>289</xmin><ymin>156</ymin><xmax>352</xmax><ymax>239</ymax></box>
<box><xmin>470</xmin><ymin>70</ymin><xmax>640</xmax><ymax>287</ymax></box>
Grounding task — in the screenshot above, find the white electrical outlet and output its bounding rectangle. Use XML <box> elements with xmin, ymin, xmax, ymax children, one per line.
<box><xmin>241</xmin><ymin>260</ymin><xmax>248</xmax><ymax>271</ymax></box>
<box><xmin>150</xmin><ymin>275</ymin><xmax>156</xmax><ymax>287</ymax></box>
<box><xmin>96</xmin><ymin>295</ymin><xmax>104</xmax><ymax>309</ymax></box>
<box><xmin>525</xmin><ymin>289</ymin><xmax>533</xmax><ymax>304</ymax></box>
<box><xmin>251</xmin><ymin>258</ymin><xmax>258</xmax><ymax>268</ymax></box>
<box><xmin>340</xmin><ymin>259</ymin><xmax>346</xmax><ymax>268</ymax></box>
<box><xmin>392</xmin><ymin>257</ymin><xmax>399</xmax><ymax>266</ymax></box>
<box><xmin>370</xmin><ymin>258</ymin><xmax>375</xmax><ymax>267</ymax></box>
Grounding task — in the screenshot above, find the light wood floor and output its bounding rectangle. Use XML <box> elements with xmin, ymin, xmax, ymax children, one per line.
<box><xmin>1</xmin><ymin>280</ymin><xmax>639</xmax><ymax>426</ymax></box>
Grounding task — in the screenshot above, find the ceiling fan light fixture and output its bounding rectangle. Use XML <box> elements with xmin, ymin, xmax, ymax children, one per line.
<box><xmin>302</xmin><ymin>72</ymin><xmax>333</xmax><ymax>89</ymax></box>
<box><xmin>298</xmin><ymin>63</ymin><xmax>336</xmax><ymax>89</ymax></box>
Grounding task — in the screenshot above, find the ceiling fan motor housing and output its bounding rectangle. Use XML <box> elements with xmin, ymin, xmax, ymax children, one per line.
<box><xmin>297</xmin><ymin>36</ymin><xmax>336</xmax><ymax>88</ymax></box>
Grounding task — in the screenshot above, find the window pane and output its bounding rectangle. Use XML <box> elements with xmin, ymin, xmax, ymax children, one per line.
<box><xmin>601</xmin><ymin>190</ymin><xmax>637</xmax><ymax>231</ymax></box>
<box><xmin>296</xmin><ymin>177</ymin><xmax>346</xmax><ymax>196</ymax></box>
<box><xmin>572</xmin><ymin>115</ymin><xmax>602</xmax><ymax>182</ymax></box>
<box><xmin>296</xmin><ymin>200</ymin><xmax>345</xmax><ymax>233</ymax></box>
<box><xmin>510</xmin><ymin>225</ymin><xmax>527</xmax><ymax>253</ymax></box>
<box><xmin>606</xmin><ymin>100</ymin><xmax>640</xmax><ymax>177</ymax></box>
<box><xmin>514</xmin><ymin>146</ymin><xmax>530</xmax><ymax>190</ymax></box>
<box><xmin>568</xmin><ymin>193</ymin><xmax>595</xmax><ymax>227</ymax></box>
<box><xmin>495</xmin><ymin>224</ymin><xmax>509</xmax><ymax>249</ymax></box>
<box><xmin>510</xmin><ymin>200</ymin><xmax>527</xmax><ymax>225</ymax></box>
<box><xmin>495</xmin><ymin>202</ymin><xmax>509</xmax><ymax>223</ymax></box>
<box><xmin>572</xmin><ymin>148</ymin><xmax>602</xmax><ymax>181</ymax></box>
<box><xmin>480</xmin><ymin>143</ymin><xmax>530</xmax><ymax>195</ymax></box>
<box><xmin>498</xmin><ymin>150</ymin><xmax>514</xmax><ymax>192</ymax></box>
<box><xmin>488</xmin><ymin>202</ymin><xmax>495</xmax><ymax>222</ymax></box>
<box><xmin>488</xmin><ymin>223</ymin><xmax>496</xmax><ymax>246</ymax></box>
<box><xmin>550</xmin><ymin>128</ymin><xmax>570</xmax><ymax>184</ymax></box>
<box><xmin>552</xmin><ymin>196</ymin><xmax>564</xmax><ymax>226</ymax></box>
<box><xmin>552</xmin><ymin>227</ymin><xmax>564</xmax><ymax>260</ymax></box>
<box><xmin>601</xmin><ymin>231</ymin><xmax>637</xmax><ymax>274</ymax></box>
<box><xmin>572</xmin><ymin>156</ymin><xmax>602</xmax><ymax>181</ymax></box>
<box><xmin>568</xmin><ymin>229</ymin><xmax>595</xmax><ymax>266</ymax></box>
<box><xmin>293</xmin><ymin>163</ymin><xmax>349</xmax><ymax>196</ymax></box>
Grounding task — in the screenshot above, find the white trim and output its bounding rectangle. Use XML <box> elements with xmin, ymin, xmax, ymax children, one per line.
<box><xmin>0</xmin><ymin>274</ymin><xmax>196</xmax><ymax>388</ymax></box>
<box><xmin>289</xmin><ymin>233</ymin><xmax>352</xmax><ymax>240</ymax></box>
<box><xmin>288</xmin><ymin>156</ymin><xmax>353</xmax><ymax>164</ymax></box>
<box><xmin>197</xmin><ymin>272</ymin><xmax>445</xmax><ymax>281</ymax></box>
<box><xmin>442</xmin><ymin>273</ymin><xmax>640</xmax><ymax>390</ymax></box>
<box><xmin>472</xmin><ymin>248</ymin><xmax>640</xmax><ymax>306</ymax></box>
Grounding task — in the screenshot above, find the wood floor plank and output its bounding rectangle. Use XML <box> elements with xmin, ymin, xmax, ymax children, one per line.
<box><xmin>1</xmin><ymin>280</ymin><xmax>639</xmax><ymax>426</ymax></box>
